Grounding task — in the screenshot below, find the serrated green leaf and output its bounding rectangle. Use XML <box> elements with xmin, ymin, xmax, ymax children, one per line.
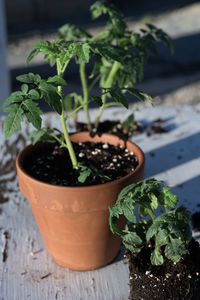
<box><xmin>127</xmin><ymin>88</ymin><xmax>153</xmax><ymax>103</ymax></box>
<box><xmin>167</xmin><ymin>223</ymin><xmax>184</xmax><ymax>239</ymax></box>
<box><xmin>75</xmin><ymin>43</ymin><xmax>91</xmax><ymax>63</ymax></box>
<box><xmin>123</xmin><ymin>204</ymin><xmax>136</xmax><ymax>223</ymax></box>
<box><xmin>157</xmin><ymin>229</ymin><xmax>169</xmax><ymax>246</ymax></box>
<box><xmin>78</xmin><ymin>168</ymin><xmax>92</xmax><ymax>183</ymax></box>
<box><xmin>47</xmin><ymin>55</ymin><xmax>56</xmax><ymax>67</ymax></box>
<box><xmin>149</xmin><ymin>192</ymin><xmax>158</xmax><ymax>210</ymax></box>
<box><xmin>1</xmin><ymin>94</ymin><xmax>23</xmax><ymax>109</ymax></box>
<box><xmin>109</xmin><ymin>210</ymin><xmax>124</xmax><ymax>235</ymax></box>
<box><xmin>123</xmin><ymin>232</ymin><xmax>143</xmax><ymax>247</ymax></box>
<box><xmin>47</xmin><ymin>75</ymin><xmax>67</xmax><ymax>86</ymax></box>
<box><xmin>26</xmin><ymin>49</ymin><xmax>40</xmax><ymax>64</ymax></box>
<box><xmin>17</xmin><ymin>73</ymin><xmax>41</xmax><ymax>84</ymax></box>
<box><xmin>123</xmin><ymin>241</ymin><xmax>142</xmax><ymax>253</ymax></box>
<box><xmin>95</xmin><ymin>44</ymin><xmax>124</xmax><ymax>63</ymax></box>
<box><xmin>165</xmin><ymin>238</ymin><xmax>187</xmax><ymax>262</ymax></box>
<box><xmin>111</xmin><ymin>16</ymin><xmax>127</xmax><ymax>36</ymax></box>
<box><xmin>22</xmin><ymin>99</ymin><xmax>42</xmax><ymax>130</ymax></box>
<box><xmin>91</xmin><ymin>29</ymin><xmax>111</xmax><ymax>42</ymax></box>
<box><xmin>90</xmin><ymin>0</ymin><xmax>122</xmax><ymax>19</ymax></box>
<box><xmin>164</xmin><ymin>190</ymin><xmax>178</xmax><ymax>208</ymax></box>
<box><xmin>150</xmin><ymin>249</ymin><xmax>164</xmax><ymax>265</ymax></box>
<box><xmin>121</xmin><ymin>113</ymin><xmax>134</xmax><ymax>128</ymax></box>
<box><xmin>59</xmin><ymin>24</ymin><xmax>91</xmax><ymax>41</ymax></box>
<box><xmin>39</xmin><ymin>82</ymin><xmax>62</xmax><ymax>114</ymax></box>
<box><xmin>28</xmin><ymin>89</ymin><xmax>40</xmax><ymax>99</ymax></box>
<box><xmin>117</xmin><ymin>183</ymin><xmax>135</xmax><ymax>201</ymax></box>
<box><xmin>21</xmin><ymin>84</ymin><xmax>28</xmax><ymax>94</ymax></box>
<box><xmin>110</xmin><ymin>89</ymin><xmax>128</xmax><ymax>108</ymax></box>
<box><xmin>60</xmin><ymin>51</ymin><xmax>71</xmax><ymax>66</ymax></box>
<box><xmin>33</xmin><ymin>41</ymin><xmax>59</xmax><ymax>62</ymax></box>
<box><xmin>35</xmin><ymin>41</ymin><xmax>51</xmax><ymax>49</ymax></box>
<box><xmin>3</xmin><ymin>104</ymin><xmax>23</xmax><ymax>138</ymax></box>
<box><xmin>146</xmin><ymin>222</ymin><xmax>160</xmax><ymax>241</ymax></box>
<box><xmin>10</xmin><ymin>91</ymin><xmax>24</xmax><ymax>97</ymax></box>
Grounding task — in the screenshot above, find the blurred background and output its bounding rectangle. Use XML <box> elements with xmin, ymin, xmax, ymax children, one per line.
<box><xmin>1</xmin><ymin>0</ymin><xmax>200</xmax><ymax>111</ymax></box>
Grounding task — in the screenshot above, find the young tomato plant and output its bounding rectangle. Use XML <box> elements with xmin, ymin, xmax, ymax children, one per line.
<box><xmin>109</xmin><ymin>178</ymin><xmax>192</xmax><ymax>265</ymax></box>
<box><xmin>59</xmin><ymin>0</ymin><xmax>173</xmax><ymax>130</ymax></box>
<box><xmin>0</xmin><ymin>42</ymin><xmax>106</xmax><ymax>157</ymax></box>
<box><xmin>0</xmin><ymin>35</ymin><xmax>138</xmax><ymax>176</ymax></box>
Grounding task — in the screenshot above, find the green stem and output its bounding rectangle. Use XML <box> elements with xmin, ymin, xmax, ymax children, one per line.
<box><xmin>60</xmin><ymin>110</ymin><xmax>78</xmax><ymax>168</ymax></box>
<box><xmin>56</xmin><ymin>59</ymin><xmax>78</xmax><ymax>168</ymax></box>
<box><xmin>104</xmin><ymin>102</ymin><xmax>123</xmax><ymax>108</ymax></box>
<box><xmin>80</xmin><ymin>63</ymin><xmax>92</xmax><ymax>131</ymax></box>
<box><xmin>51</xmin><ymin>133</ymin><xmax>67</xmax><ymax>148</ymax></box>
<box><xmin>163</xmin><ymin>204</ymin><xmax>168</xmax><ymax>214</ymax></box>
<box><xmin>61</xmin><ymin>57</ymin><xmax>71</xmax><ymax>74</ymax></box>
<box><xmin>94</xmin><ymin>61</ymin><xmax>120</xmax><ymax>128</ymax></box>
<box><xmin>65</xmin><ymin>102</ymin><xmax>85</xmax><ymax>120</ymax></box>
<box><xmin>88</xmin><ymin>74</ymin><xmax>101</xmax><ymax>95</ymax></box>
<box><xmin>148</xmin><ymin>210</ymin><xmax>156</xmax><ymax>222</ymax></box>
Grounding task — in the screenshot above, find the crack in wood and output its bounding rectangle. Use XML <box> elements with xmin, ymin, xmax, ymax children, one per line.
<box><xmin>41</xmin><ymin>272</ymin><xmax>52</xmax><ymax>280</ymax></box>
<box><xmin>2</xmin><ymin>230</ymin><xmax>9</xmax><ymax>262</ymax></box>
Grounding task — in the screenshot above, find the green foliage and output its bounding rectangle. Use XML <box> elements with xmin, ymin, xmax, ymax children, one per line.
<box><xmin>109</xmin><ymin>179</ymin><xmax>192</xmax><ymax>266</ymax></box>
<box><xmin>110</xmin><ymin>89</ymin><xmax>128</xmax><ymax>108</ymax></box>
<box><xmin>90</xmin><ymin>0</ymin><xmax>122</xmax><ymax>20</ymax></box>
<box><xmin>121</xmin><ymin>113</ymin><xmax>135</xmax><ymax>129</ymax></box>
<box><xmin>58</xmin><ymin>24</ymin><xmax>91</xmax><ymax>41</ymax></box>
<box><xmin>1</xmin><ymin>0</ymin><xmax>173</xmax><ymax>171</ymax></box>
<box><xmin>58</xmin><ymin>0</ymin><xmax>172</xmax><ymax>129</ymax></box>
<box><xmin>3</xmin><ymin>104</ymin><xmax>24</xmax><ymax>138</ymax></box>
<box><xmin>1</xmin><ymin>73</ymin><xmax>66</xmax><ymax>139</ymax></box>
<box><xmin>77</xmin><ymin>163</ymin><xmax>110</xmax><ymax>184</ymax></box>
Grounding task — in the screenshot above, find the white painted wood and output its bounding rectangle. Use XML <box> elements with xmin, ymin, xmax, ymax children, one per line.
<box><xmin>0</xmin><ymin>0</ymin><xmax>10</xmax><ymax>114</ymax></box>
<box><xmin>0</xmin><ymin>105</ymin><xmax>199</xmax><ymax>300</ymax></box>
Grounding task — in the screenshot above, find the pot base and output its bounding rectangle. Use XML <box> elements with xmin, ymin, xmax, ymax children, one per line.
<box><xmin>51</xmin><ymin>254</ymin><xmax>116</xmax><ymax>271</ymax></box>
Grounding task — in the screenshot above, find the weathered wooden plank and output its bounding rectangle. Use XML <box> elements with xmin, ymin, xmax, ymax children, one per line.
<box><xmin>0</xmin><ymin>105</ymin><xmax>199</xmax><ymax>300</ymax></box>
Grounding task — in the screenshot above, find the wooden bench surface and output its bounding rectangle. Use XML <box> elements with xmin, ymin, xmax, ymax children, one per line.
<box><xmin>0</xmin><ymin>104</ymin><xmax>200</xmax><ymax>300</ymax></box>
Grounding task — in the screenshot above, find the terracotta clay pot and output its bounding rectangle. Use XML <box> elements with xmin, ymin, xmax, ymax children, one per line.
<box><xmin>16</xmin><ymin>132</ymin><xmax>145</xmax><ymax>271</ymax></box>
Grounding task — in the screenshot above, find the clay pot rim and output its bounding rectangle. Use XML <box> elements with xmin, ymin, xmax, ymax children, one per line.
<box><xmin>16</xmin><ymin>132</ymin><xmax>145</xmax><ymax>191</ymax></box>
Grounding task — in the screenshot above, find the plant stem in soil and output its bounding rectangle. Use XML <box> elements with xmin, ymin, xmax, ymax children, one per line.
<box><xmin>56</xmin><ymin>59</ymin><xmax>78</xmax><ymax>168</ymax></box>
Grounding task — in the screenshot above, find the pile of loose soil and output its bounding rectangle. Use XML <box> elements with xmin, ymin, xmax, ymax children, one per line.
<box><xmin>76</xmin><ymin>120</ymin><xmax>142</xmax><ymax>140</ymax></box>
<box><xmin>126</xmin><ymin>239</ymin><xmax>200</xmax><ymax>300</ymax></box>
<box><xmin>146</xmin><ymin>118</ymin><xmax>168</xmax><ymax>136</ymax></box>
<box><xmin>23</xmin><ymin>141</ymin><xmax>138</xmax><ymax>186</ymax></box>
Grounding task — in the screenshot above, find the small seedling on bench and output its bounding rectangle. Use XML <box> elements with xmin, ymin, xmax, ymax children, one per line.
<box><xmin>109</xmin><ymin>178</ymin><xmax>192</xmax><ymax>265</ymax></box>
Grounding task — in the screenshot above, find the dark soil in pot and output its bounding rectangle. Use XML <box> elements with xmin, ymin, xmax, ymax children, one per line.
<box><xmin>75</xmin><ymin>120</ymin><xmax>142</xmax><ymax>140</ymax></box>
<box><xmin>22</xmin><ymin>141</ymin><xmax>138</xmax><ymax>186</ymax></box>
<box><xmin>126</xmin><ymin>239</ymin><xmax>200</xmax><ymax>300</ymax></box>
